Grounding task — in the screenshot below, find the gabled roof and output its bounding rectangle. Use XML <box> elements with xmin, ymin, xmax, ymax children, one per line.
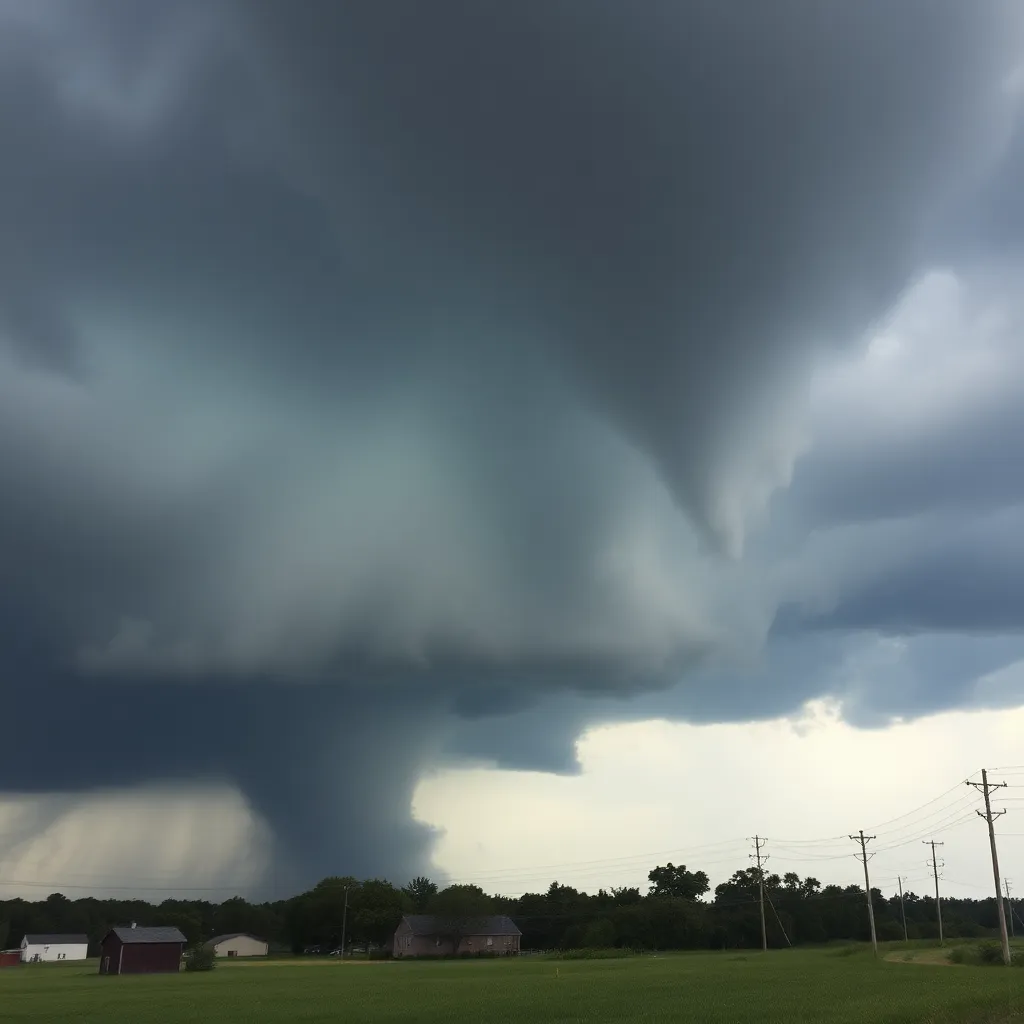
<box><xmin>108</xmin><ymin>926</ymin><xmax>187</xmax><ymax>945</ymax></box>
<box><xmin>206</xmin><ymin>933</ymin><xmax>266</xmax><ymax>946</ymax></box>
<box><xmin>400</xmin><ymin>914</ymin><xmax>521</xmax><ymax>936</ymax></box>
<box><xmin>22</xmin><ymin>934</ymin><xmax>88</xmax><ymax>945</ymax></box>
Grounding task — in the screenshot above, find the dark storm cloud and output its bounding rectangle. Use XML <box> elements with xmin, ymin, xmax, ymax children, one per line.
<box><xmin>1</xmin><ymin>670</ymin><xmax>443</xmax><ymax>891</ymax></box>
<box><xmin>239</xmin><ymin>0</ymin><xmax>1014</xmax><ymax>552</ymax></box>
<box><xmin>797</xmin><ymin>516</ymin><xmax>1024</xmax><ymax>635</ymax></box>
<box><xmin>2</xmin><ymin>0</ymin><xmax>1023</xmax><ymax>888</ymax></box>
<box><xmin>774</xmin><ymin>264</ymin><xmax>1024</xmax><ymax>530</ymax></box>
<box><xmin>442</xmin><ymin>629</ymin><xmax>1024</xmax><ymax>774</ymax></box>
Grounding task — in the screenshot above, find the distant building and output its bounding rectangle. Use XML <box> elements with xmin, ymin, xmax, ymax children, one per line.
<box><xmin>0</xmin><ymin>951</ymin><xmax>21</xmax><ymax>968</ymax></box>
<box><xmin>392</xmin><ymin>915</ymin><xmax>521</xmax><ymax>958</ymax></box>
<box><xmin>98</xmin><ymin>924</ymin><xmax>186</xmax><ymax>975</ymax></box>
<box><xmin>20</xmin><ymin>934</ymin><xmax>89</xmax><ymax>963</ymax></box>
<box><xmin>205</xmin><ymin>933</ymin><xmax>269</xmax><ymax>958</ymax></box>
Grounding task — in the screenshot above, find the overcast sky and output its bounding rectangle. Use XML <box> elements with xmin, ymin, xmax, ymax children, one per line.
<box><xmin>3</xmin><ymin>0</ymin><xmax>1024</xmax><ymax>904</ymax></box>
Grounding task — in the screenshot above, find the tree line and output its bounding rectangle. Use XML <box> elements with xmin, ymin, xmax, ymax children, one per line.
<box><xmin>0</xmin><ymin>863</ymin><xmax>1013</xmax><ymax>955</ymax></box>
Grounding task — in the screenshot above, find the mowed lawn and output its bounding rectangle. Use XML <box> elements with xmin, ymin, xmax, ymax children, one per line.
<box><xmin>3</xmin><ymin>947</ymin><xmax>1024</xmax><ymax>1024</ymax></box>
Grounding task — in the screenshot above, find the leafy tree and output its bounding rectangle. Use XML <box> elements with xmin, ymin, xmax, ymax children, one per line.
<box><xmin>183</xmin><ymin>942</ymin><xmax>215</xmax><ymax>971</ymax></box>
<box><xmin>648</xmin><ymin>863</ymin><xmax>710</xmax><ymax>901</ymax></box>
<box><xmin>545</xmin><ymin>882</ymin><xmax>588</xmax><ymax>913</ymax></box>
<box><xmin>158</xmin><ymin>910</ymin><xmax>203</xmax><ymax>946</ymax></box>
<box><xmin>582</xmin><ymin>918</ymin><xmax>616</xmax><ymax>948</ymax></box>
<box><xmin>291</xmin><ymin>876</ymin><xmax>359</xmax><ymax>951</ymax></box>
<box><xmin>428</xmin><ymin>884</ymin><xmax>494</xmax><ymax>951</ymax></box>
<box><xmin>430</xmin><ymin>884</ymin><xmax>493</xmax><ymax>918</ymax></box>
<box><xmin>350</xmin><ymin>880</ymin><xmax>405</xmax><ymax>947</ymax></box>
<box><xmin>610</xmin><ymin>903</ymin><xmax>656</xmax><ymax>950</ymax></box>
<box><xmin>610</xmin><ymin>887</ymin><xmax>642</xmax><ymax>906</ymax></box>
<box><xmin>403</xmin><ymin>876</ymin><xmax>437</xmax><ymax>912</ymax></box>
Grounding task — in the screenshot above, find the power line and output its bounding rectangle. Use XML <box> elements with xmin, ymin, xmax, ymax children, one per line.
<box><xmin>864</xmin><ymin>779</ymin><xmax>975</xmax><ymax>834</ymax></box>
<box><xmin>0</xmin><ymin>878</ymin><xmax>258</xmax><ymax>892</ymax></box>
<box><xmin>417</xmin><ymin>837</ymin><xmax>752</xmax><ymax>883</ymax></box>
<box><xmin>873</xmin><ymin>807</ymin><xmax>980</xmax><ymax>853</ymax></box>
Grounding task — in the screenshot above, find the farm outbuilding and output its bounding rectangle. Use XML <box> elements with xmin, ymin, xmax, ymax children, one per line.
<box><xmin>20</xmin><ymin>934</ymin><xmax>89</xmax><ymax>963</ymax></box>
<box><xmin>205</xmin><ymin>933</ymin><xmax>268</xmax><ymax>958</ymax></box>
<box><xmin>98</xmin><ymin>924</ymin><xmax>186</xmax><ymax>975</ymax></box>
<box><xmin>0</xmin><ymin>951</ymin><xmax>21</xmax><ymax>968</ymax></box>
<box><xmin>392</xmin><ymin>914</ymin><xmax>521</xmax><ymax>958</ymax></box>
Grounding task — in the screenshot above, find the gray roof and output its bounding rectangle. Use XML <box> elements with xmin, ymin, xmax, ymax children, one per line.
<box><xmin>23</xmin><ymin>934</ymin><xmax>88</xmax><ymax>945</ymax></box>
<box><xmin>205</xmin><ymin>933</ymin><xmax>266</xmax><ymax>946</ymax></box>
<box><xmin>400</xmin><ymin>914</ymin><xmax>521</xmax><ymax>937</ymax></box>
<box><xmin>109</xmin><ymin>926</ymin><xmax>187</xmax><ymax>945</ymax></box>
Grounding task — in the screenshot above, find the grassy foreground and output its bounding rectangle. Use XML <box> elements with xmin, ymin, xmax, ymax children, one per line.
<box><xmin>3</xmin><ymin>946</ymin><xmax>1024</xmax><ymax>1023</ymax></box>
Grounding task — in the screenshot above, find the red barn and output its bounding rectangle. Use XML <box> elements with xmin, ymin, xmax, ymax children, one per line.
<box><xmin>98</xmin><ymin>925</ymin><xmax>186</xmax><ymax>975</ymax></box>
<box><xmin>0</xmin><ymin>951</ymin><xmax>20</xmax><ymax>968</ymax></box>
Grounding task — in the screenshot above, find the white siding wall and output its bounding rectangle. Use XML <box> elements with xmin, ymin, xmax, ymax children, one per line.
<box><xmin>20</xmin><ymin>943</ymin><xmax>89</xmax><ymax>963</ymax></box>
<box><xmin>211</xmin><ymin>935</ymin><xmax>268</xmax><ymax>957</ymax></box>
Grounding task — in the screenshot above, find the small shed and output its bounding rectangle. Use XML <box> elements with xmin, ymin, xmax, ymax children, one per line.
<box><xmin>392</xmin><ymin>914</ymin><xmax>521</xmax><ymax>958</ymax></box>
<box><xmin>98</xmin><ymin>924</ymin><xmax>186</xmax><ymax>975</ymax></box>
<box><xmin>205</xmin><ymin>933</ymin><xmax>269</xmax><ymax>958</ymax></box>
<box><xmin>0</xmin><ymin>951</ymin><xmax>21</xmax><ymax>968</ymax></box>
<box><xmin>20</xmin><ymin>934</ymin><xmax>89</xmax><ymax>963</ymax></box>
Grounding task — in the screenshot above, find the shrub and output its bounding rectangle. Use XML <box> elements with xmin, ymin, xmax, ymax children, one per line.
<box><xmin>946</xmin><ymin>941</ymin><xmax>1023</xmax><ymax>967</ymax></box>
<box><xmin>183</xmin><ymin>944</ymin><xmax>216</xmax><ymax>972</ymax></box>
<box><xmin>977</xmin><ymin>941</ymin><xmax>1004</xmax><ymax>965</ymax></box>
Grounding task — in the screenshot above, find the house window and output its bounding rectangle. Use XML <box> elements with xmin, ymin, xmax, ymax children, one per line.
<box><xmin>487</xmin><ymin>937</ymin><xmax>493</xmax><ymax>947</ymax></box>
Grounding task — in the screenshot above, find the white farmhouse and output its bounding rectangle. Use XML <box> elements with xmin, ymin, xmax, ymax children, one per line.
<box><xmin>205</xmin><ymin>933</ymin><xmax>269</xmax><ymax>958</ymax></box>
<box><xmin>20</xmin><ymin>934</ymin><xmax>89</xmax><ymax>963</ymax></box>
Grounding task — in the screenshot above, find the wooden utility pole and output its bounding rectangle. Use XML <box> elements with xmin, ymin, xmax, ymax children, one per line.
<box><xmin>923</xmin><ymin>840</ymin><xmax>945</xmax><ymax>945</ymax></box>
<box><xmin>1006</xmin><ymin>879</ymin><xmax>1015</xmax><ymax>940</ymax></box>
<box><xmin>850</xmin><ymin>830</ymin><xmax>878</xmax><ymax>956</ymax></box>
<box><xmin>340</xmin><ymin>885</ymin><xmax>350</xmax><ymax>960</ymax></box>
<box><xmin>967</xmin><ymin>770</ymin><xmax>1011</xmax><ymax>965</ymax></box>
<box><xmin>897</xmin><ymin>876</ymin><xmax>908</xmax><ymax>944</ymax></box>
<box><xmin>750</xmin><ymin>836</ymin><xmax>768</xmax><ymax>951</ymax></box>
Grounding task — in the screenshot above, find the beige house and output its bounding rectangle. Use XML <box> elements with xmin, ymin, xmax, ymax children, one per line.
<box><xmin>392</xmin><ymin>915</ymin><xmax>521</xmax><ymax>958</ymax></box>
<box><xmin>205</xmin><ymin>933</ymin><xmax>269</xmax><ymax>958</ymax></box>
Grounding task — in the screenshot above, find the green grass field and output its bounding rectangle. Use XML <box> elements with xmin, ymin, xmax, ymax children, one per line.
<box><xmin>3</xmin><ymin>946</ymin><xmax>1024</xmax><ymax>1023</ymax></box>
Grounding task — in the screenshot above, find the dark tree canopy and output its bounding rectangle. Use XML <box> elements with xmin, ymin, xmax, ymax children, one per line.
<box><xmin>647</xmin><ymin>863</ymin><xmax>711</xmax><ymax>901</ymax></box>
<box><xmin>403</xmin><ymin>876</ymin><xmax>438</xmax><ymax>913</ymax></box>
<box><xmin>0</xmin><ymin>862</ymin><xmax>1008</xmax><ymax>956</ymax></box>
